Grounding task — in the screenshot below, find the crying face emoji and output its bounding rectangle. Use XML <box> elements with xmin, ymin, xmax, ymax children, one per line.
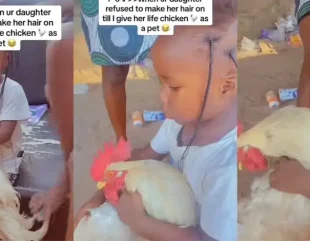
<box><xmin>7</xmin><ymin>39</ymin><xmax>16</xmax><ymax>48</ymax></box>
<box><xmin>161</xmin><ymin>24</ymin><xmax>170</xmax><ymax>32</ymax></box>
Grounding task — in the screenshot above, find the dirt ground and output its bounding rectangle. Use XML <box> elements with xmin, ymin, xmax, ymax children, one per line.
<box><xmin>238</xmin><ymin>0</ymin><xmax>294</xmax><ymax>40</ymax></box>
<box><xmin>73</xmin><ymin>1</ymin><xmax>304</xmax><ymax>210</ymax></box>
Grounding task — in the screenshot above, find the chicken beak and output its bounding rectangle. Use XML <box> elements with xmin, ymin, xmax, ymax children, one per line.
<box><xmin>97</xmin><ymin>181</ymin><xmax>106</xmax><ymax>190</ymax></box>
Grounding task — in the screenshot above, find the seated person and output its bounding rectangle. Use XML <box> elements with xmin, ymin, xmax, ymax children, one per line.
<box><xmin>0</xmin><ymin>51</ymin><xmax>30</xmax><ymax>185</ymax></box>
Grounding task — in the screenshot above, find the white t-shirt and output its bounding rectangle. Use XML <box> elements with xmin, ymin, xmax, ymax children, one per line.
<box><xmin>0</xmin><ymin>77</ymin><xmax>30</xmax><ymax>174</ymax></box>
<box><xmin>151</xmin><ymin>119</ymin><xmax>237</xmax><ymax>241</ymax></box>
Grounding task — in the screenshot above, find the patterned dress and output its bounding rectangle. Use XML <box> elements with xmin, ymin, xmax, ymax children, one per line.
<box><xmin>80</xmin><ymin>0</ymin><xmax>158</xmax><ymax>66</ymax></box>
<box><xmin>295</xmin><ymin>0</ymin><xmax>310</xmax><ymax>24</ymax></box>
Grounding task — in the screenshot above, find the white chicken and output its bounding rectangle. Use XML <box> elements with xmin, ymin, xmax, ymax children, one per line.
<box><xmin>74</xmin><ymin>140</ymin><xmax>198</xmax><ymax>241</ymax></box>
<box><xmin>0</xmin><ymin>167</ymin><xmax>50</xmax><ymax>241</ymax></box>
<box><xmin>238</xmin><ymin>106</ymin><xmax>310</xmax><ymax>241</ymax></box>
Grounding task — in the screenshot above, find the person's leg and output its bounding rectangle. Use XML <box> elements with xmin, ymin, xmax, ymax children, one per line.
<box><xmin>101</xmin><ymin>65</ymin><xmax>129</xmax><ymax>141</ymax></box>
<box><xmin>29</xmin><ymin>21</ymin><xmax>74</xmax><ymax>240</ymax></box>
<box><xmin>297</xmin><ymin>16</ymin><xmax>310</xmax><ymax>108</ymax></box>
<box><xmin>80</xmin><ymin>3</ymin><xmax>158</xmax><ymax>140</ymax></box>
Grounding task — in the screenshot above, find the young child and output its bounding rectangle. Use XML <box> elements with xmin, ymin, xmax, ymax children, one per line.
<box><xmin>0</xmin><ymin>51</ymin><xmax>30</xmax><ymax>185</ymax></box>
<box><xmin>76</xmin><ymin>14</ymin><xmax>238</xmax><ymax>241</ymax></box>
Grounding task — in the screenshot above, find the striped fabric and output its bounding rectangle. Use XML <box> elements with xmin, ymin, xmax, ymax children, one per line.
<box><xmin>296</xmin><ymin>0</ymin><xmax>310</xmax><ymax>24</ymax></box>
<box><xmin>80</xmin><ymin>0</ymin><xmax>158</xmax><ymax>66</ymax></box>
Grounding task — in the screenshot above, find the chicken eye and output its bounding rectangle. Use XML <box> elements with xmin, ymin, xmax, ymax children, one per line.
<box><xmin>108</xmin><ymin>171</ymin><xmax>114</xmax><ymax>177</ymax></box>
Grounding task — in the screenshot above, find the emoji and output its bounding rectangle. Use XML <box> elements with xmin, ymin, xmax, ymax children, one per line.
<box><xmin>38</xmin><ymin>29</ymin><xmax>46</xmax><ymax>37</ymax></box>
<box><xmin>7</xmin><ymin>39</ymin><xmax>16</xmax><ymax>47</ymax></box>
<box><xmin>161</xmin><ymin>24</ymin><xmax>170</xmax><ymax>32</ymax></box>
<box><xmin>191</xmin><ymin>14</ymin><xmax>198</xmax><ymax>22</ymax></box>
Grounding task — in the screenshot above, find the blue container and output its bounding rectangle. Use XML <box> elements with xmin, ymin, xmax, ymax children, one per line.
<box><xmin>278</xmin><ymin>88</ymin><xmax>298</xmax><ymax>102</ymax></box>
<box><xmin>143</xmin><ymin>111</ymin><xmax>166</xmax><ymax>122</ymax></box>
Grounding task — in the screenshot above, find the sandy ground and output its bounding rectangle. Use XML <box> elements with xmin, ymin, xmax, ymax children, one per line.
<box><xmin>73</xmin><ymin>1</ymin><xmax>304</xmax><ymax>211</ymax></box>
<box><xmin>238</xmin><ymin>0</ymin><xmax>294</xmax><ymax>40</ymax></box>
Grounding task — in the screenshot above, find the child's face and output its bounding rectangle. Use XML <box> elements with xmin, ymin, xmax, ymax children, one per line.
<box><xmin>151</xmin><ymin>25</ymin><xmax>237</xmax><ymax>125</ymax></box>
<box><xmin>0</xmin><ymin>51</ymin><xmax>9</xmax><ymax>78</ymax></box>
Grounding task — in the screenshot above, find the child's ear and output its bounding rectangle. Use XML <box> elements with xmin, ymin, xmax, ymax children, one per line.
<box><xmin>221</xmin><ymin>72</ymin><xmax>237</xmax><ymax>94</ymax></box>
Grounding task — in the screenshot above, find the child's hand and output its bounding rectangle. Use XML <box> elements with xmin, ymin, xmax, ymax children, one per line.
<box><xmin>115</xmin><ymin>191</ymin><xmax>146</xmax><ymax>230</ymax></box>
<box><xmin>270</xmin><ymin>158</ymin><xmax>310</xmax><ymax>197</ymax></box>
<box><xmin>74</xmin><ymin>197</ymin><xmax>104</xmax><ymax>230</ymax></box>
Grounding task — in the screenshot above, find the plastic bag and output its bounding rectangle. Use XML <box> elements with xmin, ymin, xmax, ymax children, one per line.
<box><xmin>241</xmin><ymin>37</ymin><xmax>257</xmax><ymax>51</ymax></box>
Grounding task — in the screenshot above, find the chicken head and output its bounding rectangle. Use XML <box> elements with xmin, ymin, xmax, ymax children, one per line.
<box><xmin>238</xmin><ymin>122</ymin><xmax>268</xmax><ymax>172</ymax></box>
<box><xmin>91</xmin><ymin>138</ymin><xmax>131</xmax><ymax>205</ymax></box>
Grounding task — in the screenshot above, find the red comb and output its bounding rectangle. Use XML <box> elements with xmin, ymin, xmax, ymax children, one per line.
<box><xmin>90</xmin><ymin>138</ymin><xmax>131</xmax><ymax>182</ymax></box>
<box><xmin>239</xmin><ymin>147</ymin><xmax>268</xmax><ymax>172</ymax></box>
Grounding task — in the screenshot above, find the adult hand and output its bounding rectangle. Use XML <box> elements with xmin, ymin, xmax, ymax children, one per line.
<box><xmin>270</xmin><ymin>158</ymin><xmax>310</xmax><ymax>198</ymax></box>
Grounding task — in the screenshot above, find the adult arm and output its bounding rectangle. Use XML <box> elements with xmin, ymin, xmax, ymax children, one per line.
<box><xmin>296</xmin><ymin>2</ymin><xmax>310</xmax><ymax>107</ymax></box>
<box><xmin>0</xmin><ymin>121</ymin><xmax>16</xmax><ymax>145</ymax></box>
<box><xmin>46</xmin><ymin>22</ymin><xmax>73</xmax><ymax>160</ymax></box>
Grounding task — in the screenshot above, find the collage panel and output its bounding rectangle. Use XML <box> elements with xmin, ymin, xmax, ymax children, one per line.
<box><xmin>0</xmin><ymin>0</ymin><xmax>309</xmax><ymax>240</ymax></box>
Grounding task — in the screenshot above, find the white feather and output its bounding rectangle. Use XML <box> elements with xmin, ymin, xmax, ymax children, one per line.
<box><xmin>238</xmin><ymin>106</ymin><xmax>310</xmax><ymax>241</ymax></box>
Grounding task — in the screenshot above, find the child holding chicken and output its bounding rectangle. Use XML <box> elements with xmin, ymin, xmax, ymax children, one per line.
<box><xmin>0</xmin><ymin>51</ymin><xmax>30</xmax><ymax>185</ymax></box>
<box><xmin>269</xmin><ymin>0</ymin><xmax>310</xmax><ymax>200</ymax></box>
<box><xmin>75</xmin><ymin>9</ymin><xmax>238</xmax><ymax>241</ymax></box>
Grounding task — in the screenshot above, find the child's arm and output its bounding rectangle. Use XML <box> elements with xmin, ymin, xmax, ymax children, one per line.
<box><xmin>133</xmin><ymin>216</ymin><xmax>215</xmax><ymax>241</ymax></box>
<box><xmin>300</xmin><ymin>170</ymin><xmax>310</xmax><ymax>199</ymax></box>
<box><xmin>131</xmin><ymin>144</ymin><xmax>167</xmax><ymax>161</ymax></box>
<box><xmin>116</xmin><ymin>192</ymin><xmax>215</xmax><ymax>241</ymax></box>
<box><xmin>131</xmin><ymin>119</ymin><xmax>173</xmax><ymax>161</ymax></box>
<box><xmin>74</xmin><ymin>190</ymin><xmax>106</xmax><ymax>229</ymax></box>
<box><xmin>270</xmin><ymin>159</ymin><xmax>310</xmax><ymax>199</ymax></box>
